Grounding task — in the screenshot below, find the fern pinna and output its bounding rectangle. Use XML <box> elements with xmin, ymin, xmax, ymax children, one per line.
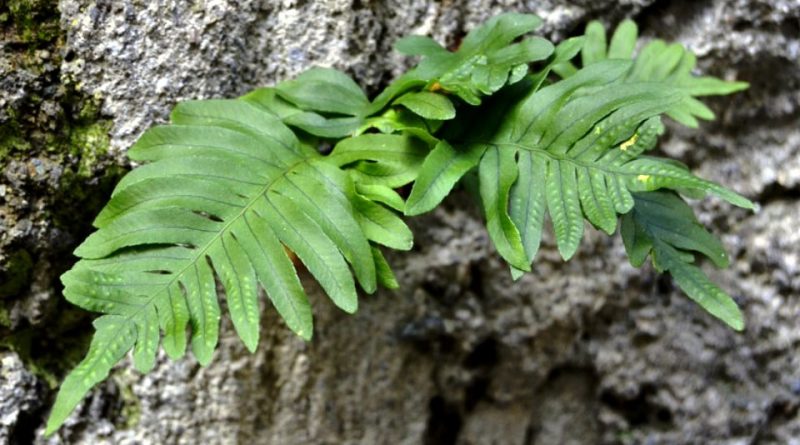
<box><xmin>47</xmin><ymin>13</ymin><xmax>752</xmax><ymax>434</ymax></box>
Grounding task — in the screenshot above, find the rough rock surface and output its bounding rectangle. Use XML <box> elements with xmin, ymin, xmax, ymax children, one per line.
<box><xmin>0</xmin><ymin>0</ymin><xmax>798</xmax><ymax>444</ymax></box>
<box><xmin>0</xmin><ymin>353</ymin><xmax>42</xmax><ymax>444</ymax></box>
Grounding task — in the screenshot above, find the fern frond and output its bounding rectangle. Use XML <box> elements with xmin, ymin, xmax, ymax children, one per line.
<box><xmin>569</xmin><ymin>19</ymin><xmax>749</xmax><ymax>127</ymax></box>
<box><xmin>621</xmin><ymin>191</ymin><xmax>744</xmax><ymax>330</ymax></box>
<box><xmin>407</xmin><ymin>60</ymin><xmax>752</xmax><ymax>270</ymax></box>
<box><xmin>372</xmin><ymin>12</ymin><xmax>554</xmax><ymax>111</ymax></box>
<box><xmin>47</xmin><ymin>13</ymin><xmax>755</xmax><ymax>436</ymax></box>
<box><xmin>47</xmin><ymin>98</ymin><xmax>411</xmax><ymax>434</ymax></box>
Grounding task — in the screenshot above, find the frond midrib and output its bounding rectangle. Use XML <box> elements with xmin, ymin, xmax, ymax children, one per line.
<box><xmin>478</xmin><ymin>140</ymin><xmax>645</xmax><ymax>177</ymax></box>
<box><xmin>107</xmin><ymin>155</ymin><xmax>317</xmax><ymax>328</ymax></box>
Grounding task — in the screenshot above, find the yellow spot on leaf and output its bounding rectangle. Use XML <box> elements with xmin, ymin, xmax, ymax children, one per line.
<box><xmin>637</xmin><ymin>174</ymin><xmax>651</xmax><ymax>182</ymax></box>
<box><xmin>620</xmin><ymin>134</ymin><xmax>639</xmax><ymax>151</ymax></box>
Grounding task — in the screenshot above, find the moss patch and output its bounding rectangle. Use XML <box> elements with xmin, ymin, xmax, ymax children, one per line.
<box><xmin>69</xmin><ymin>105</ymin><xmax>114</xmax><ymax>178</ymax></box>
<box><xmin>2</xmin><ymin>0</ymin><xmax>61</xmax><ymax>46</ymax></box>
<box><xmin>0</xmin><ymin>310</ymin><xmax>93</xmax><ymax>388</ymax></box>
<box><xmin>0</xmin><ymin>0</ymin><xmax>122</xmax><ymax>393</ymax></box>
<box><xmin>115</xmin><ymin>372</ymin><xmax>143</xmax><ymax>429</ymax></box>
<box><xmin>0</xmin><ymin>0</ymin><xmax>62</xmax><ymax>160</ymax></box>
<box><xmin>0</xmin><ymin>307</ymin><xmax>11</xmax><ymax>329</ymax></box>
<box><xmin>0</xmin><ymin>250</ymin><xmax>33</xmax><ymax>299</ymax></box>
<box><xmin>0</xmin><ymin>0</ymin><xmax>113</xmax><ymax>166</ymax></box>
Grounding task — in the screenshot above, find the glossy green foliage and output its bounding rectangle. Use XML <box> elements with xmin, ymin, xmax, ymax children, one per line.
<box><xmin>621</xmin><ymin>191</ymin><xmax>744</xmax><ymax>330</ymax></box>
<box><xmin>242</xmin><ymin>68</ymin><xmax>370</xmax><ymax>138</ymax></box>
<box><xmin>374</xmin><ymin>12</ymin><xmax>554</xmax><ymax>110</ymax></box>
<box><xmin>47</xmin><ymin>99</ymin><xmax>410</xmax><ymax>435</ymax></box>
<box><xmin>48</xmin><ymin>13</ymin><xmax>753</xmax><ymax>435</ymax></box>
<box><xmin>407</xmin><ymin>59</ymin><xmax>752</xmax><ymax>270</ymax></box>
<box><xmin>564</xmin><ymin>19</ymin><xmax>750</xmax><ymax>127</ymax></box>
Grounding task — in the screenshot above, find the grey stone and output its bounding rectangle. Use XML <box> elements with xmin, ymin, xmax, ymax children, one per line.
<box><xmin>0</xmin><ymin>352</ymin><xmax>42</xmax><ymax>444</ymax></box>
<box><xmin>2</xmin><ymin>0</ymin><xmax>799</xmax><ymax>444</ymax></box>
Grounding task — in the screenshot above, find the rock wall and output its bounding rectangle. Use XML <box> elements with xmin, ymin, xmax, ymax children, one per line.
<box><xmin>1</xmin><ymin>0</ymin><xmax>798</xmax><ymax>444</ymax></box>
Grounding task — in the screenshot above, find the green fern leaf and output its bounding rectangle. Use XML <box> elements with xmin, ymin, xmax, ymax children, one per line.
<box><xmin>373</xmin><ymin>13</ymin><xmax>554</xmax><ymax>110</ymax></box>
<box><xmin>355</xmin><ymin>183</ymin><xmax>406</xmax><ymax>212</ymax></box>
<box><xmin>357</xmin><ymin>107</ymin><xmax>442</xmax><ymax>146</ymax></box>
<box><xmin>405</xmin><ymin>140</ymin><xmax>485</xmax><ymax>216</ymax></box>
<box><xmin>45</xmin><ymin>315</ymin><xmax>137</xmax><ymax>435</ymax></box>
<box><xmin>479</xmin><ymin>146</ymin><xmax>529</xmax><ymax>270</ymax></box>
<box><xmin>242</xmin><ymin>68</ymin><xmax>370</xmax><ymax>138</ymax></box>
<box><xmin>621</xmin><ymin>191</ymin><xmax>744</xmax><ymax>330</ymax></box>
<box><xmin>393</xmin><ymin>91</ymin><xmax>456</xmax><ymax>120</ymax></box>
<box><xmin>581</xmin><ymin>21</ymin><xmax>608</xmax><ymax>66</ymax></box>
<box><xmin>275</xmin><ymin>67</ymin><xmax>370</xmax><ymax>115</ymax></box>
<box><xmin>48</xmin><ymin>14</ymin><xmax>756</xmax><ymax>436</ymax></box>
<box><xmin>607</xmin><ymin>19</ymin><xmax>638</xmax><ymax>59</ymax></box>
<box><xmin>394</xmin><ymin>35</ymin><xmax>448</xmax><ymax>57</ymax></box>
<box><xmin>329</xmin><ymin>133</ymin><xmax>429</xmax><ymax>189</ymax></box>
<box><xmin>243</xmin><ymin>87</ymin><xmax>362</xmax><ymax>138</ymax></box>
<box><xmin>485</xmin><ymin>61</ymin><xmax>674</xmax><ymax>262</ymax></box>
<box><xmin>573</xmin><ymin>20</ymin><xmax>749</xmax><ymax>127</ymax></box>
<box><xmin>409</xmin><ymin>59</ymin><xmax>751</xmax><ymax>270</ymax></box>
<box><xmin>537</xmin><ymin>36</ymin><xmax>584</xmax><ymax>84</ymax></box>
<box><xmin>500</xmin><ymin>69</ymin><xmax>751</xmax><ymax>263</ymax></box>
<box><xmin>372</xmin><ymin>246</ymin><xmax>399</xmax><ymax>289</ymax></box>
<box><xmin>48</xmin><ymin>98</ymin><xmax>408</xmax><ymax>433</ymax></box>
<box><xmin>404</xmin><ymin>77</ymin><xmax>539</xmax><ymax>217</ymax></box>
<box><xmin>352</xmin><ymin>193</ymin><xmax>414</xmax><ymax>251</ymax></box>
